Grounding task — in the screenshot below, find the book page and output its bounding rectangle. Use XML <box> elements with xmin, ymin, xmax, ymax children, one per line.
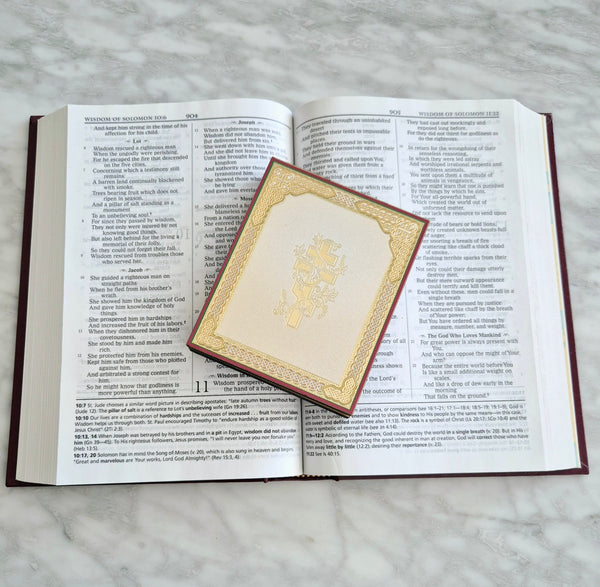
<box><xmin>52</xmin><ymin>100</ymin><xmax>301</xmax><ymax>484</ymax></box>
<box><xmin>294</xmin><ymin>97</ymin><xmax>579</xmax><ymax>476</ymax></box>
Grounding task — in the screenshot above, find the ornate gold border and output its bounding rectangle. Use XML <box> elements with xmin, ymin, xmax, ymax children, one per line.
<box><xmin>191</xmin><ymin>162</ymin><xmax>426</xmax><ymax>411</ymax></box>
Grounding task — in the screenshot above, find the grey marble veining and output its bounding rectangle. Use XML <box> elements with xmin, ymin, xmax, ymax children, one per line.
<box><xmin>1</xmin><ymin>0</ymin><xmax>599</xmax><ymax>584</ymax></box>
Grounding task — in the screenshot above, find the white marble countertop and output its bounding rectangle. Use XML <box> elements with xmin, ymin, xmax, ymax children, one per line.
<box><xmin>1</xmin><ymin>1</ymin><xmax>598</xmax><ymax>584</ymax></box>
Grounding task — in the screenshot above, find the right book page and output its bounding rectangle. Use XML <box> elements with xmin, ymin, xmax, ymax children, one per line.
<box><xmin>293</xmin><ymin>97</ymin><xmax>584</xmax><ymax>476</ymax></box>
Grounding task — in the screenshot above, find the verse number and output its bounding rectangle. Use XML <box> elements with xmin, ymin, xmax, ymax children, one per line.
<box><xmin>195</xmin><ymin>380</ymin><xmax>208</xmax><ymax>393</ymax></box>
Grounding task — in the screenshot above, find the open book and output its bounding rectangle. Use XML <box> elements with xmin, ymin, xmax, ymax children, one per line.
<box><xmin>8</xmin><ymin>97</ymin><xmax>587</xmax><ymax>485</ymax></box>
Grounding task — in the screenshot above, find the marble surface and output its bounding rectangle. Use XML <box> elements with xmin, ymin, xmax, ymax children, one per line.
<box><xmin>1</xmin><ymin>0</ymin><xmax>599</xmax><ymax>584</ymax></box>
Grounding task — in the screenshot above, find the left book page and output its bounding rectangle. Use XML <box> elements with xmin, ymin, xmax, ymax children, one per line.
<box><xmin>14</xmin><ymin>100</ymin><xmax>303</xmax><ymax>485</ymax></box>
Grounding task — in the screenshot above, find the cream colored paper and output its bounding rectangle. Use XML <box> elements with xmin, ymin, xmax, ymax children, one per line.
<box><xmin>217</xmin><ymin>192</ymin><xmax>392</xmax><ymax>383</ymax></box>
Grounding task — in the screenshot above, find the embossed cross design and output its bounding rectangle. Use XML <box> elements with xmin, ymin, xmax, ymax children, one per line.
<box><xmin>274</xmin><ymin>234</ymin><xmax>347</xmax><ymax>329</ymax></box>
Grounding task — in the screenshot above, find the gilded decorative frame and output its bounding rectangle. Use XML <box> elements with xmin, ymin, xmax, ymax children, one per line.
<box><xmin>189</xmin><ymin>160</ymin><xmax>427</xmax><ymax>414</ymax></box>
